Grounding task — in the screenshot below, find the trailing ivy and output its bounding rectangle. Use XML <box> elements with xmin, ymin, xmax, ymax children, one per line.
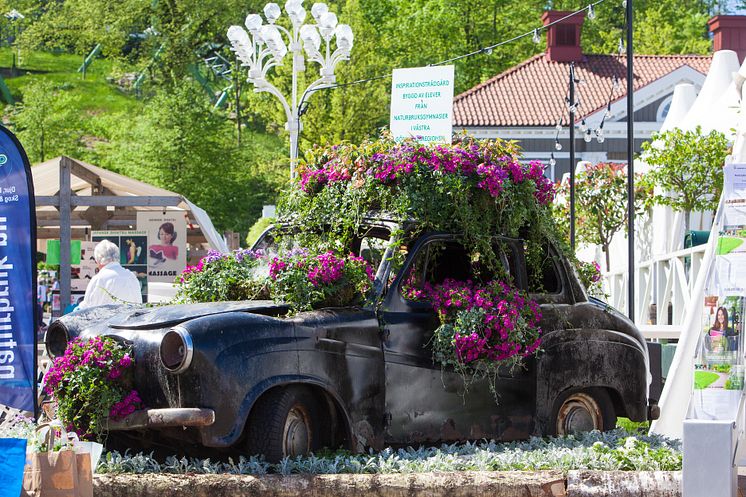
<box><xmin>278</xmin><ymin>133</ymin><xmax>560</xmax><ymax>277</ymax></box>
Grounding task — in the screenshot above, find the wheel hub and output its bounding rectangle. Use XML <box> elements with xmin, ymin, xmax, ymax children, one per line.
<box><xmin>283</xmin><ymin>405</ymin><xmax>311</xmax><ymax>457</ymax></box>
<box><xmin>556</xmin><ymin>392</ymin><xmax>603</xmax><ymax>435</ymax></box>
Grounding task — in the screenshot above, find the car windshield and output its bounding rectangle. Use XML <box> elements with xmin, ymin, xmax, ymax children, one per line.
<box><xmin>252</xmin><ymin>224</ymin><xmax>397</xmax><ymax>280</ymax></box>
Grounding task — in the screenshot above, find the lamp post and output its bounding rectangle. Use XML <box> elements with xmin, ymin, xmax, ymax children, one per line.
<box><xmin>5</xmin><ymin>9</ymin><xmax>24</xmax><ymax>77</ymax></box>
<box><xmin>227</xmin><ymin>1</ymin><xmax>353</xmax><ymax>180</ymax></box>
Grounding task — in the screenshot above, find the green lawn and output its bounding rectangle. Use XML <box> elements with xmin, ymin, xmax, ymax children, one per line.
<box><xmin>0</xmin><ymin>47</ymin><xmax>141</xmax><ymax>115</ymax></box>
<box><xmin>694</xmin><ymin>371</ymin><xmax>720</xmax><ymax>389</ymax></box>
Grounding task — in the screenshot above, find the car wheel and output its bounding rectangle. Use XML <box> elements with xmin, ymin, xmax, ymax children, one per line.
<box><xmin>245</xmin><ymin>386</ymin><xmax>327</xmax><ymax>462</ymax></box>
<box><xmin>553</xmin><ymin>388</ymin><xmax>616</xmax><ymax>436</ymax></box>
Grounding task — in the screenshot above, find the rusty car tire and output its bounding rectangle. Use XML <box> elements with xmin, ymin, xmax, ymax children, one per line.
<box><xmin>244</xmin><ymin>386</ymin><xmax>327</xmax><ymax>462</ymax></box>
<box><xmin>552</xmin><ymin>389</ymin><xmax>616</xmax><ymax>436</ymax></box>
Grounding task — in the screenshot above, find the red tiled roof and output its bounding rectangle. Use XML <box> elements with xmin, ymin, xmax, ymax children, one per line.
<box><xmin>453</xmin><ymin>54</ymin><xmax>711</xmax><ymax>127</ymax></box>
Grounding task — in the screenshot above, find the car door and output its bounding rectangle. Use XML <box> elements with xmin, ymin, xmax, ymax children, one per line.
<box><xmin>380</xmin><ymin>234</ymin><xmax>536</xmax><ymax>445</ymax></box>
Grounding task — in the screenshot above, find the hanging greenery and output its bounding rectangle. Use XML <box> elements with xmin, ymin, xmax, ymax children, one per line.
<box><xmin>278</xmin><ymin>133</ymin><xmax>560</xmax><ymax>275</ymax></box>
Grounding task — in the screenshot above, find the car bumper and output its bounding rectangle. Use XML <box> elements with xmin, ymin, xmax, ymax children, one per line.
<box><xmin>107</xmin><ymin>408</ymin><xmax>215</xmax><ymax>430</ymax></box>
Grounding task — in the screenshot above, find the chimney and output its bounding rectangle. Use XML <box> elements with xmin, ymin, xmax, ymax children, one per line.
<box><xmin>708</xmin><ymin>15</ymin><xmax>746</xmax><ymax>63</ymax></box>
<box><xmin>541</xmin><ymin>10</ymin><xmax>586</xmax><ymax>63</ymax></box>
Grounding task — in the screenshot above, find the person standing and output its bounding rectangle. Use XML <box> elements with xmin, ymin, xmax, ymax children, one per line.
<box><xmin>78</xmin><ymin>240</ymin><xmax>143</xmax><ymax>309</ymax></box>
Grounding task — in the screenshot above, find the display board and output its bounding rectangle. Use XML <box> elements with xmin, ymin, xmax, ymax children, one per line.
<box><xmin>91</xmin><ymin>231</ymin><xmax>148</xmax><ymax>299</ymax></box>
<box><xmin>390</xmin><ymin>65</ymin><xmax>455</xmax><ymax>144</ymax></box>
<box><xmin>136</xmin><ymin>212</ymin><xmax>186</xmax><ymax>285</ymax></box>
<box><xmin>695</xmin><ymin>163</ymin><xmax>746</xmax><ymax>399</ymax></box>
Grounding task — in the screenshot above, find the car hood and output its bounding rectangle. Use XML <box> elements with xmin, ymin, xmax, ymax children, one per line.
<box><xmin>107</xmin><ymin>300</ymin><xmax>289</xmax><ymax>330</ymax></box>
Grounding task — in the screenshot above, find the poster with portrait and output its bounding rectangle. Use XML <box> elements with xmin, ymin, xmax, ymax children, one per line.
<box><xmin>695</xmin><ymin>163</ymin><xmax>746</xmax><ymax>396</ymax></box>
<box><xmin>91</xmin><ymin>230</ymin><xmax>148</xmax><ymax>300</ymax></box>
<box><xmin>137</xmin><ymin>212</ymin><xmax>187</xmax><ymax>284</ymax></box>
<box><xmin>70</xmin><ymin>241</ymin><xmax>97</xmax><ymax>292</ymax></box>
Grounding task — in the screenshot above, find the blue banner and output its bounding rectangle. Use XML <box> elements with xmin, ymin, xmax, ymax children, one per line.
<box><xmin>0</xmin><ymin>125</ymin><xmax>36</xmax><ymax>413</ymax></box>
<box><xmin>0</xmin><ymin>438</ymin><xmax>27</xmax><ymax>497</ymax></box>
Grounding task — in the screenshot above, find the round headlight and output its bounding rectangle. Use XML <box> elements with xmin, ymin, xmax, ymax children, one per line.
<box><xmin>45</xmin><ymin>322</ymin><xmax>69</xmax><ymax>358</ymax></box>
<box><xmin>160</xmin><ymin>327</ymin><xmax>193</xmax><ymax>374</ymax></box>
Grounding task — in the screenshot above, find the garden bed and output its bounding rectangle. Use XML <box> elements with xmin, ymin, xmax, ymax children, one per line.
<box><xmin>92</xmin><ymin>470</ymin><xmax>682</xmax><ymax>497</ymax></box>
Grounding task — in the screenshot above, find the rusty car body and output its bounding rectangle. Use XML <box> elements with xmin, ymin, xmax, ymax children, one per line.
<box><xmin>45</xmin><ymin>219</ymin><xmax>661</xmax><ymax>460</ymax></box>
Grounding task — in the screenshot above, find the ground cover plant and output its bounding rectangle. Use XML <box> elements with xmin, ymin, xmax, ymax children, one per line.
<box><xmin>94</xmin><ymin>429</ymin><xmax>681</xmax><ymax>475</ymax></box>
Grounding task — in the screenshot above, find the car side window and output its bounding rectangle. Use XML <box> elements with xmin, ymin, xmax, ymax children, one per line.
<box><xmin>525</xmin><ymin>239</ymin><xmax>562</xmax><ymax>294</ymax></box>
<box><xmin>400</xmin><ymin>240</ymin><xmax>473</xmax><ymax>301</ymax></box>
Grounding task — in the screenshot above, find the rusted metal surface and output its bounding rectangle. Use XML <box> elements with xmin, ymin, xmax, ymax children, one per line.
<box><xmin>108</xmin><ymin>408</ymin><xmax>215</xmax><ymax>430</ymax></box>
<box><xmin>49</xmin><ymin>224</ymin><xmax>658</xmax><ymax>455</ymax></box>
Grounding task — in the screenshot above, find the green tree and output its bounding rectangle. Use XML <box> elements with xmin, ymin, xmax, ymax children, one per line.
<box><xmin>100</xmin><ymin>82</ymin><xmax>286</xmax><ymax>235</ymax></box>
<box><xmin>554</xmin><ymin>162</ymin><xmax>649</xmax><ymax>271</ymax></box>
<box><xmin>641</xmin><ymin>127</ymin><xmax>730</xmax><ymax>232</ymax></box>
<box><xmin>12</xmin><ymin>80</ymin><xmax>81</xmax><ymax>162</ymax></box>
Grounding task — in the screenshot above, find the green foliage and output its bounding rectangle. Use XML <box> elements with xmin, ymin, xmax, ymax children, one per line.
<box><xmin>641</xmin><ymin>127</ymin><xmax>730</xmax><ymax>231</ymax></box>
<box><xmin>12</xmin><ymin>79</ymin><xmax>82</xmax><ymax>162</ymax></box>
<box><xmin>615</xmin><ymin>417</ymin><xmax>650</xmax><ymax>434</ymax></box>
<box><xmin>98</xmin><ymin>82</ymin><xmax>286</xmax><ymax>234</ymax></box>
<box><xmin>554</xmin><ymin>163</ymin><xmax>649</xmax><ymax>271</ymax></box>
<box><xmin>268</xmin><ymin>250</ymin><xmax>374</xmax><ymax>312</ymax></box>
<box><xmin>43</xmin><ymin>336</ymin><xmax>140</xmax><ymax>440</ymax></box>
<box><xmin>712</xmin><ymin>363</ymin><xmax>731</xmax><ymax>373</ymax></box>
<box><xmin>246</xmin><ymin>217</ymin><xmax>275</xmax><ymax>247</ymax></box>
<box><xmin>280</xmin><ymin>134</ymin><xmax>558</xmax><ymax>277</ymax></box>
<box><xmin>174</xmin><ymin>249</ymin><xmax>268</xmax><ymax>303</ymax></box>
<box><xmin>96</xmin><ymin>429</ymin><xmax>682</xmax><ymax>474</ymax></box>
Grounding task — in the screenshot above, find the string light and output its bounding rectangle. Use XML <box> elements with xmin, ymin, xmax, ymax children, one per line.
<box><xmin>617</xmin><ymin>38</ymin><xmax>624</xmax><ymax>55</ymax></box>
<box><xmin>532</xmin><ymin>29</ymin><xmax>541</xmax><ymax>44</ymax></box>
<box><xmin>587</xmin><ymin>4</ymin><xmax>596</xmax><ymax>20</ymax></box>
<box><xmin>555</xmin><ymin>139</ymin><xmax>563</xmax><ymax>151</ymax></box>
<box><xmin>583</xmin><ymin>129</ymin><xmax>592</xmax><ymax>143</ymax></box>
<box><xmin>550</xmin><ymin>153</ymin><xmax>556</xmax><ymax>167</ymax></box>
<box><xmin>579</xmin><ymin>119</ymin><xmax>588</xmax><ymax>132</ymax></box>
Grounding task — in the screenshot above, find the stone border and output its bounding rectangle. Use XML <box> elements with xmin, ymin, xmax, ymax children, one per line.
<box><xmin>93</xmin><ymin>470</ymin><xmax>682</xmax><ymax>497</ymax></box>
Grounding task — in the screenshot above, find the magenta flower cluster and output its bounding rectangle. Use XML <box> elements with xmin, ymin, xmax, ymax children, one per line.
<box><xmin>426</xmin><ymin>278</ymin><xmax>543</xmax><ymax>365</ymax></box>
<box><xmin>180</xmin><ymin>248</ymin><xmax>264</xmax><ymax>283</ymax></box>
<box><xmin>43</xmin><ymin>336</ymin><xmax>142</xmax><ymax>437</ymax></box>
<box><xmin>270</xmin><ymin>251</ymin><xmax>374</xmax><ymax>287</ymax></box>
<box><xmin>268</xmin><ymin>250</ymin><xmax>376</xmax><ymax>311</ymax></box>
<box><xmin>44</xmin><ymin>337</ymin><xmax>135</xmax><ymax>395</ymax></box>
<box><xmin>109</xmin><ymin>390</ymin><xmax>142</xmax><ymax>421</ymax></box>
<box><xmin>297</xmin><ymin>141</ymin><xmax>555</xmax><ymax>206</ymax></box>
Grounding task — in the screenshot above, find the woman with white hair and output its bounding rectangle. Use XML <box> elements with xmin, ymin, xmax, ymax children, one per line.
<box><xmin>78</xmin><ymin>240</ymin><xmax>143</xmax><ymax>308</ymax></box>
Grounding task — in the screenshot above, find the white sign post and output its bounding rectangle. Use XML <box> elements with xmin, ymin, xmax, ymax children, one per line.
<box><xmin>390</xmin><ymin>66</ymin><xmax>455</xmax><ymax>144</ymax></box>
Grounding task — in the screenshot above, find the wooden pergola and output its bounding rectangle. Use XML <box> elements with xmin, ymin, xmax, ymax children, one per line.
<box><xmin>33</xmin><ymin>156</ymin><xmax>229</xmax><ymax>307</ymax></box>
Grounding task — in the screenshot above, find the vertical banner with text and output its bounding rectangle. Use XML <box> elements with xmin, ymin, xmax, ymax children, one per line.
<box><xmin>390</xmin><ymin>65</ymin><xmax>455</xmax><ymax>144</ymax></box>
<box><xmin>0</xmin><ymin>124</ymin><xmax>36</xmax><ymax>414</ymax></box>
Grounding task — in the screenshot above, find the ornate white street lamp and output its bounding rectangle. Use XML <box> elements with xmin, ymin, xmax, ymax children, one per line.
<box><xmin>227</xmin><ymin>1</ymin><xmax>353</xmax><ymax>179</ymax></box>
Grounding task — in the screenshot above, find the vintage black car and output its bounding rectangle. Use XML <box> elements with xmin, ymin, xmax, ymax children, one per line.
<box><xmin>45</xmin><ymin>219</ymin><xmax>660</xmax><ymax>461</ymax></box>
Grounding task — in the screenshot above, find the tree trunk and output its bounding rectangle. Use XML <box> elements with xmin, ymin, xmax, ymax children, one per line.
<box><xmin>603</xmin><ymin>243</ymin><xmax>611</xmax><ymax>273</ymax></box>
<box><xmin>684</xmin><ymin>209</ymin><xmax>691</xmax><ymax>236</ymax></box>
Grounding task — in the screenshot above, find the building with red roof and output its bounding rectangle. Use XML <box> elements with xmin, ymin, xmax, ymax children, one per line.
<box><xmin>453</xmin><ymin>12</ymin><xmax>746</xmax><ymax>179</ymax></box>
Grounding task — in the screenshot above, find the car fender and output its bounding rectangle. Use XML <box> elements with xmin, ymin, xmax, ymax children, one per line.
<box><xmin>535</xmin><ymin>327</ymin><xmax>649</xmax><ymax>432</ymax></box>
<box><xmin>202</xmin><ymin>374</ymin><xmax>354</xmax><ymax>448</ymax></box>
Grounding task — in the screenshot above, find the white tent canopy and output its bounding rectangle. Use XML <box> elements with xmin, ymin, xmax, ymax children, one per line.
<box><xmin>33</xmin><ymin>156</ymin><xmax>228</xmax><ymax>253</ymax></box>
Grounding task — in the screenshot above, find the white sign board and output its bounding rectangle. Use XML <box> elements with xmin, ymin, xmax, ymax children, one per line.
<box><xmin>136</xmin><ymin>212</ymin><xmax>187</xmax><ymax>284</ymax></box>
<box><xmin>390</xmin><ymin>65</ymin><xmax>454</xmax><ymax>144</ymax></box>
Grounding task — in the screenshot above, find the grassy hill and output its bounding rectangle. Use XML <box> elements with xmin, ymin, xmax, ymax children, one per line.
<box><xmin>0</xmin><ymin>47</ymin><xmax>141</xmax><ymax>115</ymax></box>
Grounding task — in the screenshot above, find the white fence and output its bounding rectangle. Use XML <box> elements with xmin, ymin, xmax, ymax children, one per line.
<box><xmin>603</xmin><ymin>244</ymin><xmax>707</xmax><ymax>340</ymax></box>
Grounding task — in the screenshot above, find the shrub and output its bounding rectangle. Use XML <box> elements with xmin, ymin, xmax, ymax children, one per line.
<box><xmin>268</xmin><ymin>250</ymin><xmax>375</xmax><ymax>312</ymax></box>
<box><xmin>43</xmin><ymin>336</ymin><xmax>141</xmax><ymax>439</ymax></box>
<box><xmin>174</xmin><ymin>249</ymin><xmax>268</xmax><ymax>303</ymax></box>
